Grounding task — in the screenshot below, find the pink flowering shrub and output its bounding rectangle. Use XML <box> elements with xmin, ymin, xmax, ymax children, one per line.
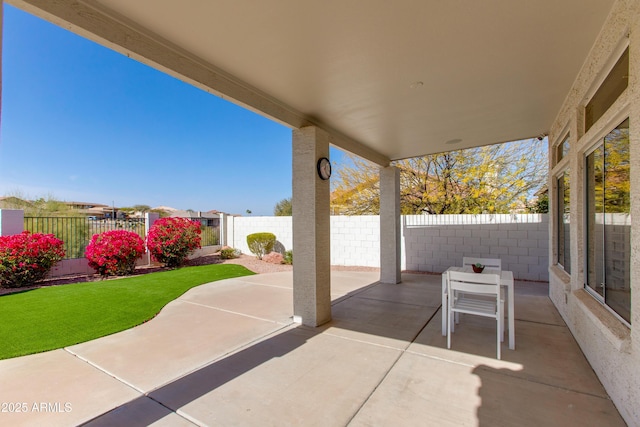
<box><xmin>146</xmin><ymin>218</ymin><xmax>201</xmax><ymax>268</ymax></box>
<box><xmin>0</xmin><ymin>231</ymin><xmax>66</xmax><ymax>288</ymax></box>
<box><xmin>85</xmin><ymin>230</ymin><xmax>145</xmax><ymax>277</ymax></box>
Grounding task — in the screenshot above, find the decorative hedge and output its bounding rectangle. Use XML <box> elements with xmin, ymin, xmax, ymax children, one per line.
<box><xmin>246</xmin><ymin>232</ymin><xmax>276</xmax><ymax>260</ymax></box>
<box><xmin>0</xmin><ymin>231</ymin><xmax>65</xmax><ymax>288</ymax></box>
<box><xmin>147</xmin><ymin>217</ymin><xmax>201</xmax><ymax>268</ymax></box>
<box><xmin>85</xmin><ymin>230</ymin><xmax>145</xmax><ymax>277</ymax></box>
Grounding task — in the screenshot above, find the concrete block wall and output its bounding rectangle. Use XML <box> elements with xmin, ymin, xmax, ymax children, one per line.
<box><xmin>232</xmin><ymin>215</ymin><xmax>380</xmax><ymax>267</ymax></box>
<box><xmin>330</xmin><ymin>215</ymin><xmax>380</xmax><ymax>267</ymax></box>
<box><xmin>232</xmin><ymin>216</ymin><xmax>294</xmax><ymax>256</ymax></box>
<box><xmin>403</xmin><ymin>215</ymin><xmax>549</xmax><ymax>281</ymax></box>
<box><xmin>231</xmin><ymin>214</ymin><xmax>549</xmax><ymax>280</ymax></box>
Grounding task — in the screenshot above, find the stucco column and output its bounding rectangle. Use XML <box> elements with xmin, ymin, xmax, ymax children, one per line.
<box><xmin>380</xmin><ymin>166</ymin><xmax>401</xmax><ymax>284</ymax></box>
<box><xmin>292</xmin><ymin>126</ymin><xmax>331</xmax><ymax>326</ymax></box>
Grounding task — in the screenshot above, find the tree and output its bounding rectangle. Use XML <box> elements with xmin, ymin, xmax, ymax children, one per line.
<box><xmin>331</xmin><ymin>139</ymin><xmax>547</xmax><ymax>215</ymax></box>
<box><xmin>273</xmin><ymin>197</ymin><xmax>292</xmax><ymax>216</ymax></box>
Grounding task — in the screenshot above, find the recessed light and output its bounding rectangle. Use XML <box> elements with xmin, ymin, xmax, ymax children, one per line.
<box><xmin>446</xmin><ymin>138</ymin><xmax>462</xmax><ymax>145</ymax></box>
<box><xmin>409</xmin><ymin>81</ymin><xmax>424</xmax><ymax>89</ymax></box>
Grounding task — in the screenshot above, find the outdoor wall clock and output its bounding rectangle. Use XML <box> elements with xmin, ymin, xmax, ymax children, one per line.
<box><xmin>317</xmin><ymin>157</ymin><xmax>332</xmax><ymax>180</ymax></box>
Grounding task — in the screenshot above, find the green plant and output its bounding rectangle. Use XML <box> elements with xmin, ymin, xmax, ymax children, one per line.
<box><xmin>147</xmin><ymin>218</ymin><xmax>202</xmax><ymax>268</ymax></box>
<box><xmin>246</xmin><ymin>232</ymin><xmax>276</xmax><ymax>260</ymax></box>
<box><xmin>0</xmin><ymin>264</ymin><xmax>254</xmax><ymax>359</ymax></box>
<box><xmin>220</xmin><ymin>247</ymin><xmax>240</xmax><ymax>259</ymax></box>
<box><xmin>85</xmin><ymin>230</ymin><xmax>145</xmax><ymax>277</ymax></box>
<box><xmin>284</xmin><ymin>250</ymin><xmax>293</xmax><ymax>265</ymax></box>
<box><xmin>0</xmin><ymin>231</ymin><xmax>66</xmax><ymax>288</ymax></box>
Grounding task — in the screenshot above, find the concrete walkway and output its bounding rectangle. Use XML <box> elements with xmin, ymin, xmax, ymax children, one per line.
<box><xmin>0</xmin><ymin>271</ymin><xmax>626</xmax><ymax>426</ymax></box>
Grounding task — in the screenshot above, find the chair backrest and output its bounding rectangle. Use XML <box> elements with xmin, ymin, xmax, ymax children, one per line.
<box><xmin>447</xmin><ymin>270</ymin><xmax>501</xmax><ymax>296</ymax></box>
<box><xmin>462</xmin><ymin>257</ymin><xmax>502</xmax><ymax>271</ymax></box>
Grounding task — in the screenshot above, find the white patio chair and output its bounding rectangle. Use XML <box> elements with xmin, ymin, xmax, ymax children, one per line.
<box><xmin>462</xmin><ymin>257</ymin><xmax>502</xmax><ymax>271</ymax></box>
<box><xmin>447</xmin><ymin>270</ymin><xmax>503</xmax><ymax>359</ymax></box>
<box><xmin>461</xmin><ymin>257</ymin><xmax>505</xmax><ymax>329</ymax></box>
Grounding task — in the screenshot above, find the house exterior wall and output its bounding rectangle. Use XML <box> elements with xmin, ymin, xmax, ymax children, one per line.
<box><xmin>548</xmin><ymin>0</ymin><xmax>639</xmax><ymax>424</ymax></box>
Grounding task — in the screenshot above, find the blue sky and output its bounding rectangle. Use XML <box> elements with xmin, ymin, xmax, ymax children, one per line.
<box><xmin>0</xmin><ymin>5</ymin><xmax>345</xmax><ymax>215</ymax></box>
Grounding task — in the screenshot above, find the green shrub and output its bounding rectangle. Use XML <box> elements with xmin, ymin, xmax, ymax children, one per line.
<box><xmin>220</xmin><ymin>248</ymin><xmax>240</xmax><ymax>259</ymax></box>
<box><xmin>246</xmin><ymin>232</ymin><xmax>276</xmax><ymax>260</ymax></box>
<box><xmin>284</xmin><ymin>250</ymin><xmax>293</xmax><ymax>265</ymax></box>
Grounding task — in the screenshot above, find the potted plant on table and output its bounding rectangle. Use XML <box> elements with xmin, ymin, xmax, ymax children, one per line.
<box><xmin>472</xmin><ymin>262</ymin><xmax>485</xmax><ymax>273</ymax></box>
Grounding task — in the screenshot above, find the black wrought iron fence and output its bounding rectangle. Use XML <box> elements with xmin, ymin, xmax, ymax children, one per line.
<box><xmin>189</xmin><ymin>218</ymin><xmax>221</xmax><ymax>247</ymax></box>
<box><xmin>24</xmin><ymin>217</ymin><xmax>146</xmax><ymax>260</ymax></box>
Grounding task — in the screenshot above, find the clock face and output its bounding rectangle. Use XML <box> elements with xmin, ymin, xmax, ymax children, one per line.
<box><xmin>317</xmin><ymin>157</ymin><xmax>331</xmax><ymax>180</ymax></box>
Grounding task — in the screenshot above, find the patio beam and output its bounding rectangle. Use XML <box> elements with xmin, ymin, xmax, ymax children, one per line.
<box><xmin>8</xmin><ymin>0</ymin><xmax>390</xmax><ymax>167</ymax></box>
<box><xmin>292</xmin><ymin>126</ymin><xmax>331</xmax><ymax>326</ymax></box>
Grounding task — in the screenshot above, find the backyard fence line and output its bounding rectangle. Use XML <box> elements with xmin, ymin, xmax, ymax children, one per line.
<box><xmin>403</xmin><ymin>213</ymin><xmax>544</xmax><ymax>227</ymax></box>
<box><xmin>23</xmin><ymin>216</ymin><xmax>219</xmax><ymax>260</ymax></box>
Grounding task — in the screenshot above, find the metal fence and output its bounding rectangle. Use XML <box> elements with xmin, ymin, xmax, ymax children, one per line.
<box><xmin>23</xmin><ymin>216</ymin><xmax>220</xmax><ymax>260</ymax></box>
<box><xmin>189</xmin><ymin>218</ymin><xmax>221</xmax><ymax>247</ymax></box>
<box><xmin>24</xmin><ymin>217</ymin><xmax>146</xmax><ymax>260</ymax></box>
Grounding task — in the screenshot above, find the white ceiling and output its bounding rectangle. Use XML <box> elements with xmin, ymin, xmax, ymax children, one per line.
<box><xmin>13</xmin><ymin>0</ymin><xmax>616</xmax><ymax>164</ymax></box>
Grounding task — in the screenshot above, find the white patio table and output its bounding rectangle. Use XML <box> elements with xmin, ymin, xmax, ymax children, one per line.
<box><xmin>441</xmin><ymin>266</ymin><xmax>515</xmax><ymax>350</ymax></box>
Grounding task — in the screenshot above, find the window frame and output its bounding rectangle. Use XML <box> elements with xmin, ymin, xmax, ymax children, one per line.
<box><xmin>551</xmin><ymin>127</ymin><xmax>571</xmax><ymax>276</ymax></box>
<box><xmin>582</xmin><ymin>115</ymin><xmax>631</xmax><ymax>327</ymax></box>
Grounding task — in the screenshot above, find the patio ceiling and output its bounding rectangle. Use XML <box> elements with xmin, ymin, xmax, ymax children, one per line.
<box><xmin>12</xmin><ymin>0</ymin><xmax>616</xmax><ymax>165</ymax></box>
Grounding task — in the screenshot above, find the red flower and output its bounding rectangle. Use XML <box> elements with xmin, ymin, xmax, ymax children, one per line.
<box><xmin>85</xmin><ymin>230</ymin><xmax>145</xmax><ymax>277</ymax></box>
<box><xmin>0</xmin><ymin>231</ymin><xmax>65</xmax><ymax>288</ymax></box>
<box><xmin>146</xmin><ymin>218</ymin><xmax>201</xmax><ymax>268</ymax></box>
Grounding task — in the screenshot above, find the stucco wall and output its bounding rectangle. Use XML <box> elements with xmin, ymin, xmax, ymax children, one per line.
<box><xmin>547</xmin><ymin>0</ymin><xmax>639</xmax><ymax>424</ymax></box>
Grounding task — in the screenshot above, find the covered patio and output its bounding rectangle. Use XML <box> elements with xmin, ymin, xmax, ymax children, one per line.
<box><xmin>1</xmin><ymin>0</ymin><xmax>638</xmax><ymax>424</ymax></box>
<box><xmin>0</xmin><ymin>271</ymin><xmax>625</xmax><ymax>426</ymax></box>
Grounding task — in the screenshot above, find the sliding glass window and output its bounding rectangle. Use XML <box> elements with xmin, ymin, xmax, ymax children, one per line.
<box><xmin>557</xmin><ymin>170</ymin><xmax>570</xmax><ymax>273</ymax></box>
<box><xmin>585</xmin><ymin>118</ymin><xmax>630</xmax><ymax>324</ymax></box>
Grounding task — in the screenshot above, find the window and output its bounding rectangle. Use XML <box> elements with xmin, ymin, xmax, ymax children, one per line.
<box><xmin>556</xmin><ymin>134</ymin><xmax>570</xmax><ymax>164</ymax></box>
<box><xmin>557</xmin><ymin>170</ymin><xmax>570</xmax><ymax>273</ymax></box>
<box><xmin>585</xmin><ymin>118</ymin><xmax>630</xmax><ymax>324</ymax></box>
<box><xmin>585</xmin><ymin>48</ymin><xmax>629</xmax><ymax>132</ymax></box>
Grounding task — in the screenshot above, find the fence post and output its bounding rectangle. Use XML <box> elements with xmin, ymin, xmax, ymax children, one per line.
<box><xmin>144</xmin><ymin>212</ymin><xmax>160</xmax><ymax>265</ymax></box>
<box><xmin>0</xmin><ymin>209</ymin><xmax>24</xmax><ymax>236</ymax></box>
<box><xmin>219</xmin><ymin>213</ymin><xmax>227</xmax><ymax>246</ymax></box>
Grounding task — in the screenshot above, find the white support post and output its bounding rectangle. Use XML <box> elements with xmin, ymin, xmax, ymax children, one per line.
<box><xmin>380</xmin><ymin>166</ymin><xmax>401</xmax><ymax>284</ymax></box>
<box><xmin>292</xmin><ymin>126</ymin><xmax>331</xmax><ymax>327</ymax></box>
<box><xmin>219</xmin><ymin>213</ymin><xmax>226</xmax><ymax>247</ymax></box>
<box><xmin>145</xmin><ymin>212</ymin><xmax>160</xmax><ymax>265</ymax></box>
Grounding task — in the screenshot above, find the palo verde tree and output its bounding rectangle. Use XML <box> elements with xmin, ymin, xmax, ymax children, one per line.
<box><xmin>331</xmin><ymin>139</ymin><xmax>547</xmax><ymax>215</ymax></box>
<box><xmin>273</xmin><ymin>197</ymin><xmax>292</xmax><ymax>216</ymax></box>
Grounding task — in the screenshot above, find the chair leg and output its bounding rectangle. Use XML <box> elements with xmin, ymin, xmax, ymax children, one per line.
<box><xmin>497</xmin><ymin>304</ymin><xmax>502</xmax><ymax>360</ymax></box>
<box><xmin>447</xmin><ymin>310</ymin><xmax>452</xmax><ymax>349</ymax></box>
<box><xmin>500</xmin><ymin>301</ymin><xmax>505</xmax><ymax>342</ymax></box>
<box><xmin>497</xmin><ymin>318</ymin><xmax>501</xmax><ymax>360</ymax></box>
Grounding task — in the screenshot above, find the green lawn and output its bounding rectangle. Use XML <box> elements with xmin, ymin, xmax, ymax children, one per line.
<box><xmin>0</xmin><ymin>264</ymin><xmax>254</xmax><ymax>360</ymax></box>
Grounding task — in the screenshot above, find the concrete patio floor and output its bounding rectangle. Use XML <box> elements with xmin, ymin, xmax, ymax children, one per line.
<box><xmin>0</xmin><ymin>271</ymin><xmax>626</xmax><ymax>426</ymax></box>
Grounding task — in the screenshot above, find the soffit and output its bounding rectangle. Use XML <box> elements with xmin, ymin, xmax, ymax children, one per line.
<box><xmin>20</xmin><ymin>0</ymin><xmax>617</xmax><ymax>161</ymax></box>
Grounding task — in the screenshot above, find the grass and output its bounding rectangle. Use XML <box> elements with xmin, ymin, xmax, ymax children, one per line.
<box><xmin>0</xmin><ymin>264</ymin><xmax>254</xmax><ymax>360</ymax></box>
